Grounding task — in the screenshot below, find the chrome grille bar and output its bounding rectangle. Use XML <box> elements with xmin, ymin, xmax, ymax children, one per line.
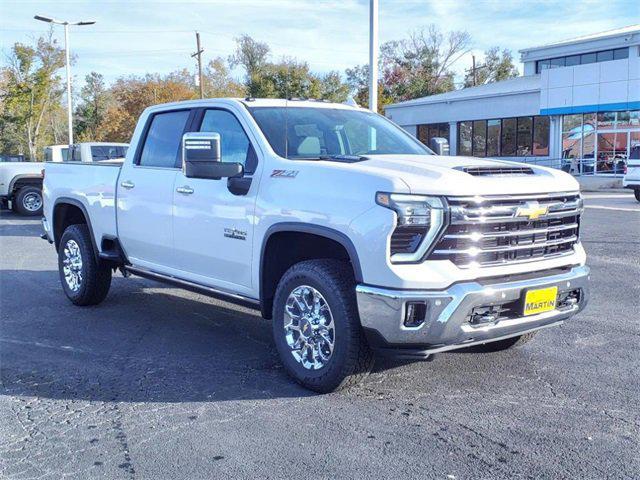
<box><xmin>444</xmin><ymin>222</ymin><xmax>579</xmax><ymax>240</ymax></box>
<box><xmin>429</xmin><ymin>192</ymin><xmax>582</xmax><ymax>268</ymax></box>
<box><xmin>433</xmin><ymin>236</ymin><xmax>578</xmax><ymax>255</ymax></box>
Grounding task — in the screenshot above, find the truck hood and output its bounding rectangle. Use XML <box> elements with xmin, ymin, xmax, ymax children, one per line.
<box><xmin>353</xmin><ymin>155</ymin><xmax>579</xmax><ymax>196</ymax></box>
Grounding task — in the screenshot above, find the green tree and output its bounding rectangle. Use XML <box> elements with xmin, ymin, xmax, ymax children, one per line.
<box><xmin>0</xmin><ymin>30</ymin><xmax>65</xmax><ymax>160</ymax></box>
<box><xmin>464</xmin><ymin>47</ymin><xmax>520</xmax><ymax>87</ymax></box>
<box><xmin>230</xmin><ymin>35</ymin><xmax>350</xmax><ymax>102</ymax></box>
<box><xmin>75</xmin><ymin>72</ymin><xmax>110</xmax><ymax>141</ymax></box>
<box><xmin>203</xmin><ymin>57</ymin><xmax>246</xmax><ymax>98</ymax></box>
<box><xmin>229</xmin><ymin>34</ymin><xmax>270</xmax><ymax>97</ymax></box>
<box><xmin>345</xmin><ymin>64</ymin><xmax>392</xmax><ymax>112</ymax></box>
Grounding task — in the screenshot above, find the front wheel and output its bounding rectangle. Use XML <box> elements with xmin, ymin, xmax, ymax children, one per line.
<box><xmin>14</xmin><ymin>186</ymin><xmax>43</xmax><ymax>216</ymax></box>
<box><xmin>58</xmin><ymin>224</ymin><xmax>112</xmax><ymax>306</ymax></box>
<box><xmin>634</xmin><ymin>189</ymin><xmax>640</xmax><ymax>202</ymax></box>
<box><xmin>272</xmin><ymin>259</ymin><xmax>374</xmax><ymax>393</ymax></box>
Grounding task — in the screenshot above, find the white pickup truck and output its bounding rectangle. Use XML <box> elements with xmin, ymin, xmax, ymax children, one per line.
<box><xmin>42</xmin><ymin>99</ymin><xmax>590</xmax><ymax>392</ymax></box>
<box><xmin>0</xmin><ymin>160</ymin><xmax>44</xmax><ymax>215</ymax></box>
<box><xmin>44</xmin><ymin>142</ymin><xmax>129</xmax><ymax>163</ymax></box>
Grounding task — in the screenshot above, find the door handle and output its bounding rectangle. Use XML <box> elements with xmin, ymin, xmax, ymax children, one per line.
<box><xmin>176</xmin><ymin>186</ymin><xmax>194</xmax><ymax>195</ymax></box>
<box><xmin>121</xmin><ymin>180</ymin><xmax>135</xmax><ymax>189</ymax></box>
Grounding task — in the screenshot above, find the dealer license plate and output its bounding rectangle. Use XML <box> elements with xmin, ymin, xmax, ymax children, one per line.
<box><xmin>523</xmin><ymin>286</ymin><xmax>558</xmax><ymax>316</ymax></box>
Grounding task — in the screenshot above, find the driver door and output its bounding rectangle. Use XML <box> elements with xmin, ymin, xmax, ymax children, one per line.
<box><xmin>172</xmin><ymin>108</ymin><xmax>259</xmax><ymax>295</ymax></box>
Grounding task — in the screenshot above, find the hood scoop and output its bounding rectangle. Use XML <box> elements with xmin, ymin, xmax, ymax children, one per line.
<box><xmin>457</xmin><ymin>165</ymin><xmax>535</xmax><ymax>176</ymax></box>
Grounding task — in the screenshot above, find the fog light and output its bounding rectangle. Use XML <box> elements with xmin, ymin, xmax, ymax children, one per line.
<box><xmin>404</xmin><ymin>302</ymin><xmax>427</xmax><ymax>328</ymax></box>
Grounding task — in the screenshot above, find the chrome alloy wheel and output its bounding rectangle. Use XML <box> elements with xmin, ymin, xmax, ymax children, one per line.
<box><xmin>284</xmin><ymin>285</ymin><xmax>335</xmax><ymax>370</ymax></box>
<box><xmin>62</xmin><ymin>239</ymin><xmax>83</xmax><ymax>292</ymax></box>
<box><xmin>23</xmin><ymin>192</ymin><xmax>42</xmax><ymax>212</ymax></box>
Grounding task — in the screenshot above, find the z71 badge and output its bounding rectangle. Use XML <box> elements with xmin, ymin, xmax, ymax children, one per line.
<box><xmin>271</xmin><ymin>169</ymin><xmax>299</xmax><ymax>178</ymax></box>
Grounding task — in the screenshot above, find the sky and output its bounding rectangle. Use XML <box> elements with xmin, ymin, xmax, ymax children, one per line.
<box><xmin>1</xmin><ymin>0</ymin><xmax>639</xmax><ymax>87</ymax></box>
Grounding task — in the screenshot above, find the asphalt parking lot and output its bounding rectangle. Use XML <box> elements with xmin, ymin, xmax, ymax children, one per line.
<box><xmin>1</xmin><ymin>192</ymin><xmax>638</xmax><ymax>479</ymax></box>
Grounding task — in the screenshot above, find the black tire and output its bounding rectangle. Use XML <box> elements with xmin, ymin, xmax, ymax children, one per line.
<box><xmin>634</xmin><ymin>189</ymin><xmax>640</xmax><ymax>203</ymax></box>
<box><xmin>470</xmin><ymin>331</ymin><xmax>538</xmax><ymax>353</ymax></box>
<box><xmin>272</xmin><ymin>259</ymin><xmax>374</xmax><ymax>393</ymax></box>
<box><xmin>58</xmin><ymin>224</ymin><xmax>112</xmax><ymax>306</ymax></box>
<box><xmin>14</xmin><ymin>186</ymin><xmax>43</xmax><ymax>216</ymax></box>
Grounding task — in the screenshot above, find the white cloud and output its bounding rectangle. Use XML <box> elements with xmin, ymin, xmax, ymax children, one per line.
<box><xmin>1</xmin><ymin>0</ymin><xmax>637</xmax><ymax>85</ymax></box>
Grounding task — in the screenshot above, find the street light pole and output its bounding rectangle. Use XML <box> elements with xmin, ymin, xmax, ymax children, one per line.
<box><xmin>368</xmin><ymin>0</ymin><xmax>379</xmax><ymax>113</ymax></box>
<box><xmin>34</xmin><ymin>15</ymin><xmax>96</xmax><ymax>149</ymax></box>
<box><xmin>64</xmin><ymin>24</ymin><xmax>73</xmax><ymax>145</ymax></box>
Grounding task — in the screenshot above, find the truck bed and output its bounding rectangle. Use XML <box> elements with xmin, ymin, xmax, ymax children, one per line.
<box><xmin>43</xmin><ymin>161</ymin><xmax>122</xmax><ymax>249</ymax></box>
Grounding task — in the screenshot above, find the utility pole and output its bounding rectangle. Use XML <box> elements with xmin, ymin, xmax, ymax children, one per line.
<box><xmin>468</xmin><ymin>55</ymin><xmax>487</xmax><ymax>87</ymax></box>
<box><xmin>368</xmin><ymin>0</ymin><xmax>379</xmax><ymax>112</ymax></box>
<box><xmin>34</xmin><ymin>15</ymin><xmax>95</xmax><ymax>147</ymax></box>
<box><xmin>192</xmin><ymin>32</ymin><xmax>204</xmax><ymax>99</ymax></box>
<box><xmin>472</xmin><ymin>55</ymin><xmax>477</xmax><ymax>87</ymax></box>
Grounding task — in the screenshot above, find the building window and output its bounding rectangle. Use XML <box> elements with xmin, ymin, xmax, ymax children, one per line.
<box><xmin>458</xmin><ymin>122</ymin><xmax>472</xmax><ymax>156</ymax></box>
<box><xmin>472</xmin><ymin>120</ymin><xmax>487</xmax><ymax>157</ymax></box>
<box><xmin>533</xmin><ymin>116</ymin><xmax>550</xmax><ymax>156</ymax></box>
<box><xmin>501</xmin><ymin>118</ymin><xmax>517</xmax><ymax>156</ymax></box>
<box><xmin>536</xmin><ymin>47</ymin><xmax>629</xmax><ymax>73</ymax></box>
<box><xmin>561</xmin><ymin>110</ymin><xmax>640</xmax><ymax>174</ymax></box>
<box><xmin>487</xmin><ymin>119</ymin><xmax>501</xmax><ymax>157</ymax></box>
<box><xmin>516</xmin><ymin>117</ymin><xmax>533</xmax><ymax>156</ymax></box>
<box><xmin>457</xmin><ymin>116</ymin><xmax>549</xmax><ymax>157</ymax></box>
<box><xmin>417</xmin><ymin>123</ymin><xmax>450</xmax><ymax>149</ymax></box>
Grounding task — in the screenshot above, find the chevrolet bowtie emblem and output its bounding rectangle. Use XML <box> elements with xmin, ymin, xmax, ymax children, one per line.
<box><xmin>515</xmin><ymin>201</ymin><xmax>549</xmax><ymax>220</ymax></box>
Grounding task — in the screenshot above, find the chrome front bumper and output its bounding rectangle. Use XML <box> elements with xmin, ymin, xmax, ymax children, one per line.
<box><xmin>356</xmin><ymin>265</ymin><xmax>590</xmax><ymax>356</ymax></box>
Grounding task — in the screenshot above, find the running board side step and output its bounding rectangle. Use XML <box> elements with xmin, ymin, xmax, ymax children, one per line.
<box><xmin>124</xmin><ymin>266</ymin><xmax>261</xmax><ymax>311</ymax></box>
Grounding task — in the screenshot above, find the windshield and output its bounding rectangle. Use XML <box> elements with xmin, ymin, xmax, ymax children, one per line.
<box><xmin>248</xmin><ymin>106</ymin><xmax>432</xmax><ymax>159</ymax></box>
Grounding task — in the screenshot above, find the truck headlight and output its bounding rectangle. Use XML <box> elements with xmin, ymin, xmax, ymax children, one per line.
<box><xmin>376</xmin><ymin>192</ymin><xmax>447</xmax><ymax>263</ymax></box>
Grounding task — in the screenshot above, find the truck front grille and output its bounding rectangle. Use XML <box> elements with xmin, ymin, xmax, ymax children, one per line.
<box><xmin>428</xmin><ymin>192</ymin><xmax>582</xmax><ymax>268</ymax></box>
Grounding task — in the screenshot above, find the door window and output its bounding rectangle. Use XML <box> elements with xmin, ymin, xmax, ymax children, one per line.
<box><xmin>138</xmin><ymin>110</ymin><xmax>190</xmax><ymax>168</ymax></box>
<box><xmin>199</xmin><ymin>109</ymin><xmax>251</xmax><ymax>166</ymax></box>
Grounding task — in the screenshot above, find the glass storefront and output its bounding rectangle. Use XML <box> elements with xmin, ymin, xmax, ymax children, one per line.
<box><xmin>458</xmin><ymin>116</ymin><xmax>549</xmax><ymax>157</ymax></box>
<box><xmin>561</xmin><ymin>110</ymin><xmax>640</xmax><ymax>174</ymax></box>
<box><xmin>417</xmin><ymin>123</ymin><xmax>450</xmax><ymax>149</ymax></box>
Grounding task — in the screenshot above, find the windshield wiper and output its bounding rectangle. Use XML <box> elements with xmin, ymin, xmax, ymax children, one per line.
<box><xmin>318</xmin><ymin>154</ymin><xmax>369</xmax><ymax>163</ymax></box>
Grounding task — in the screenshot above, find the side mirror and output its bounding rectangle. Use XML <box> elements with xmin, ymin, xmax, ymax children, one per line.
<box><xmin>429</xmin><ymin>137</ymin><xmax>450</xmax><ymax>156</ymax></box>
<box><xmin>182</xmin><ymin>132</ymin><xmax>243</xmax><ymax>179</ymax></box>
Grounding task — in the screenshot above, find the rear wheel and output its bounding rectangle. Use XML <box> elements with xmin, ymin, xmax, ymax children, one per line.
<box><xmin>272</xmin><ymin>259</ymin><xmax>374</xmax><ymax>393</ymax></box>
<box><xmin>634</xmin><ymin>188</ymin><xmax>640</xmax><ymax>202</ymax></box>
<box><xmin>471</xmin><ymin>331</ymin><xmax>538</xmax><ymax>353</ymax></box>
<box><xmin>14</xmin><ymin>186</ymin><xmax>43</xmax><ymax>216</ymax></box>
<box><xmin>58</xmin><ymin>224</ymin><xmax>112</xmax><ymax>306</ymax></box>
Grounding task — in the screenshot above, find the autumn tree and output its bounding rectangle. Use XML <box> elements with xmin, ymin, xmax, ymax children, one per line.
<box><xmin>0</xmin><ymin>30</ymin><xmax>65</xmax><ymax>160</ymax></box>
<box><xmin>346</xmin><ymin>25</ymin><xmax>471</xmax><ymax>110</ymax></box>
<box><xmin>100</xmin><ymin>70</ymin><xmax>197</xmax><ymax>142</ymax></box>
<box><xmin>464</xmin><ymin>47</ymin><xmax>520</xmax><ymax>87</ymax></box>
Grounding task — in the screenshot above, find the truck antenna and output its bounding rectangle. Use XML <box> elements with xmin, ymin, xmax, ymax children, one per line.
<box><xmin>284</xmin><ymin>68</ymin><xmax>289</xmax><ymax>159</ymax></box>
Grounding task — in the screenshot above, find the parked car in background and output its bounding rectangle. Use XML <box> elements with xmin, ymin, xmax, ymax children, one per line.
<box><xmin>43</xmin><ymin>99</ymin><xmax>589</xmax><ymax>392</ymax></box>
<box><xmin>623</xmin><ymin>144</ymin><xmax>640</xmax><ymax>202</ymax></box>
<box><xmin>0</xmin><ymin>160</ymin><xmax>44</xmax><ymax>215</ymax></box>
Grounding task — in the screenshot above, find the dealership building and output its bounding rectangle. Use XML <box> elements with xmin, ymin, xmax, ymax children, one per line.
<box><xmin>385</xmin><ymin>25</ymin><xmax>640</xmax><ymax>174</ymax></box>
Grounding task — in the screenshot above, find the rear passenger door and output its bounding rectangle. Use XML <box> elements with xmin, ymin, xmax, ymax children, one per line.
<box><xmin>117</xmin><ymin>109</ymin><xmax>192</xmax><ymax>272</ymax></box>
